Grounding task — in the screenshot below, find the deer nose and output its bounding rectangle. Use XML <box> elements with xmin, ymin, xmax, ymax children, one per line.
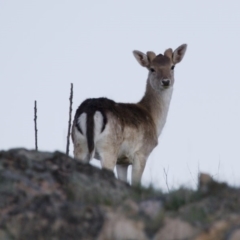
<box><xmin>161</xmin><ymin>79</ymin><xmax>170</xmax><ymax>87</ymax></box>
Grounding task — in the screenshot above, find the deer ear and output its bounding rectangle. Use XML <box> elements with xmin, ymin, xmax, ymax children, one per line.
<box><xmin>133</xmin><ymin>50</ymin><xmax>150</xmax><ymax>67</ymax></box>
<box><xmin>173</xmin><ymin>44</ymin><xmax>187</xmax><ymax>64</ymax></box>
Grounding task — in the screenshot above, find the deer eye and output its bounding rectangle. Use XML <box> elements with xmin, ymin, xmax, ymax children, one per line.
<box><xmin>171</xmin><ymin>65</ymin><xmax>175</xmax><ymax>70</ymax></box>
<box><xmin>150</xmin><ymin>68</ymin><xmax>155</xmax><ymax>73</ymax></box>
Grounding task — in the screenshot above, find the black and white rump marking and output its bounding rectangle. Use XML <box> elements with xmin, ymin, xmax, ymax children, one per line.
<box><xmin>72</xmin><ymin>44</ymin><xmax>187</xmax><ymax>185</ymax></box>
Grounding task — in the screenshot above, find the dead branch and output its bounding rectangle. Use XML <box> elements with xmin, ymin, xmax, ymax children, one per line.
<box><xmin>66</xmin><ymin>83</ymin><xmax>73</xmax><ymax>156</ymax></box>
<box><xmin>34</xmin><ymin>100</ymin><xmax>38</xmax><ymax>151</ymax></box>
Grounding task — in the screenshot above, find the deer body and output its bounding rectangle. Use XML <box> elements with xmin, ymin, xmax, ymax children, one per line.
<box><xmin>72</xmin><ymin>44</ymin><xmax>187</xmax><ymax>185</ymax></box>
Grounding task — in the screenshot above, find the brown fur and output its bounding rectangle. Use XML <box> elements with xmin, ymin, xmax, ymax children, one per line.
<box><xmin>72</xmin><ymin>97</ymin><xmax>157</xmax><ymax>154</ymax></box>
<box><xmin>152</xmin><ymin>54</ymin><xmax>171</xmax><ymax>66</ymax></box>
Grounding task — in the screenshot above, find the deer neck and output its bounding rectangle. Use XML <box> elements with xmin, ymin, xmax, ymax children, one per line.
<box><xmin>139</xmin><ymin>79</ymin><xmax>173</xmax><ymax>137</ymax></box>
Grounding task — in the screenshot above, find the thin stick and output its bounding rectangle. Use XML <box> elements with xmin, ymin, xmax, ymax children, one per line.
<box><xmin>187</xmin><ymin>163</ymin><xmax>197</xmax><ymax>187</ymax></box>
<box><xmin>34</xmin><ymin>100</ymin><xmax>38</xmax><ymax>151</ymax></box>
<box><xmin>163</xmin><ymin>167</ymin><xmax>170</xmax><ymax>193</ymax></box>
<box><xmin>66</xmin><ymin>83</ymin><xmax>73</xmax><ymax>156</ymax></box>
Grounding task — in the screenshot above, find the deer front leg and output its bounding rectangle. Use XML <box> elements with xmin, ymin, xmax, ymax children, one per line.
<box><xmin>132</xmin><ymin>154</ymin><xmax>147</xmax><ymax>186</ymax></box>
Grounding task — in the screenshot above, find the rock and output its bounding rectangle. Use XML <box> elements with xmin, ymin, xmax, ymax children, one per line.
<box><xmin>98</xmin><ymin>211</ymin><xmax>148</xmax><ymax>240</ymax></box>
<box><xmin>0</xmin><ymin>148</ymin><xmax>129</xmax><ymax>240</ymax></box>
<box><xmin>198</xmin><ymin>173</ymin><xmax>213</xmax><ymax>193</ymax></box>
<box><xmin>229</xmin><ymin>229</ymin><xmax>240</xmax><ymax>240</ymax></box>
<box><xmin>139</xmin><ymin>199</ymin><xmax>163</xmax><ymax>219</ymax></box>
<box><xmin>0</xmin><ymin>148</ymin><xmax>240</xmax><ymax>240</ymax></box>
<box><xmin>195</xmin><ymin>220</ymin><xmax>228</xmax><ymax>240</ymax></box>
<box><xmin>154</xmin><ymin>218</ymin><xmax>198</xmax><ymax>240</ymax></box>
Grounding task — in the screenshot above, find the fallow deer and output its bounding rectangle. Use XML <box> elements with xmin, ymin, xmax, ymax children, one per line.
<box><xmin>72</xmin><ymin>44</ymin><xmax>187</xmax><ymax>185</ymax></box>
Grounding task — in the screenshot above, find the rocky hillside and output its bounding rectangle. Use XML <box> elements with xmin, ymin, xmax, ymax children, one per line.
<box><xmin>0</xmin><ymin>149</ymin><xmax>240</xmax><ymax>240</ymax></box>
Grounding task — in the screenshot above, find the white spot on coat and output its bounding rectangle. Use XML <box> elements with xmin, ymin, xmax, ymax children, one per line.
<box><xmin>77</xmin><ymin>113</ymin><xmax>87</xmax><ymax>136</ymax></box>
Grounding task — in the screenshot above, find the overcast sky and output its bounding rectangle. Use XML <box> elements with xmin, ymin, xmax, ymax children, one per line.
<box><xmin>1</xmin><ymin>0</ymin><xmax>240</xmax><ymax>190</ymax></box>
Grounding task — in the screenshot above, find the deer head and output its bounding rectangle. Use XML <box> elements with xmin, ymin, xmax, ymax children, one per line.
<box><xmin>133</xmin><ymin>44</ymin><xmax>187</xmax><ymax>91</ymax></box>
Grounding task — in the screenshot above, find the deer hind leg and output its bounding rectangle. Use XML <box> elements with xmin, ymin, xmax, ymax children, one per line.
<box><xmin>72</xmin><ymin>128</ymin><xmax>93</xmax><ymax>163</ymax></box>
<box><xmin>73</xmin><ymin>112</ymin><xmax>95</xmax><ymax>163</ymax></box>
<box><xmin>132</xmin><ymin>154</ymin><xmax>147</xmax><ymax>186</ymax></box>
<box><xmin>116</xmin><ymin>164</ymin><xmax>128</xmax><ymax>182</ymax></box>
<box><xmin>99</xmin><ymin>150</ymin><xmax>117</xmax><ymax>171</ymax></box>
<box><xmin>96</xmin><ymin>140</ymin><xmax>118</xmax><ymax>172</ymax></box>
<box><xmin>73</xmin><ymin>140</ymin><xmax>93</xmax><ymax>163</ymax></box>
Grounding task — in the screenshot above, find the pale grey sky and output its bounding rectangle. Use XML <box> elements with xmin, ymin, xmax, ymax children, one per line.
<box><xmin>1</xmin><ymin>0</ymin><xmax>240</xmax><ymax>190</ymax></box>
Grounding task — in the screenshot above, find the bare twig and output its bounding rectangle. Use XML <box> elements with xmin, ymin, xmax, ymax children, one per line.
<box><xmin>34</xmin><ymin>100</ymin><xmax>38</xmax><ymax>151</ymax></box>
<box><xmin>211</xmin><ymin>156</ymin><xmax>221</xmax><ymax>180</ymax></box>
<box><xmin>187</xmin><ymin>163</ymin><xmax>197</xmax><ymax>187</ymax></box>
<box><xmin>197</xmin><ymin>160</ymin><xmax>200</xmax><ymax>178</ymax></box>
<box><xmin>217</xmin><ymin>157</ymin><xmax>221</xmax><ymax>180</ymax></box>
<box><xmin>66</xmin><ymin>83</ymin><xmax>73</xmax><ymax>156</ymax></box>
<box><xmin>163</xmin><ymin>167</ymin><xmax>170</xmax><ymax>193</ymax></box>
